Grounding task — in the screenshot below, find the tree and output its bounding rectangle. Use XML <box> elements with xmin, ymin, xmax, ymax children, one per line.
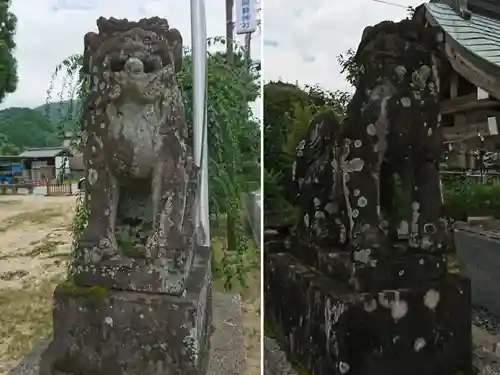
<box><xmin>0</xmin><ymin>0</ymin><xmax>18</xmax><ymax>102</ymax></box>
<box><xmin>48</xmin><ymin>37</ymin><xmax>260</xmax><ymax>289</ymax></box>
<box><xmin>263</xmin><ymin>81</ymin><xmax>351</xmax><ymax>213</ymax></box>
<box><xmin>0</xmin><ymin>133</ymin><xmax>18</xmax><ymax>154</ymax></box>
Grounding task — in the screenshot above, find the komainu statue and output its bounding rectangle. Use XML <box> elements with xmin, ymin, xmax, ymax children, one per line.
<box><xmin>292</xmin><ymin>20</ymin><xmax>445</xmax><ymax>261</ymax></box>
<box><xmin>78</xmin><ymin>17</ymin><xmax>196</xmax><ymax>272</ymax></box>
<box><xmin>39</xmin><ymin>17</ymin><xmax>212</xmax><ymax>375</ymax></box>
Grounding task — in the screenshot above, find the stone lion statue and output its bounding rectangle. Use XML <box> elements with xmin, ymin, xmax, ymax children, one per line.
<box><xmin>78</xmin><ymin>17</ymin><xmax>196</xmax><ymax>267</ymax></box>
<box><xmin>292</xmin><ymin>20</ymin><xmax>446</xmax><ymax>258</ymax></box>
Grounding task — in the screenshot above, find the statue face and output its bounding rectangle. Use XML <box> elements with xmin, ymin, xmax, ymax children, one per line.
<box><xmin>95</xmin><ymin>29</ymin><xmax>176</xmax><ymax>103</ymax></box>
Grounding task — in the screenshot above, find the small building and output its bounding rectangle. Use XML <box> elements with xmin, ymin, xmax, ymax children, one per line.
<box><xmin>414</xmin><ymin>0</ymin><xmax>500</xmax><ymax>169</ymax></box>
<box><xmin>18</xmin><ymin>146</ymin><xmax>73</xmax><ymax>183</ymax></box>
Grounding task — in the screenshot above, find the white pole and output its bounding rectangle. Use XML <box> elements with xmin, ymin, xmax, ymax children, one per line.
<box><xmin>190</xmin><ymin>0</ymin><xmax>211</xmax><ymax>246</ymax></box>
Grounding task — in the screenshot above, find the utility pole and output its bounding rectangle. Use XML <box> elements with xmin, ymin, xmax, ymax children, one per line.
<box><xmin>225</xmin><ymin>0</ymin><xmax>237</xmax><ymax>250</ymax></box>
<box><xmin>225</xmin><ymin>0</ymin><xmax>234</xmax><ymax>66</ymax></box>
<box><xmin>244</xmin><ymin>32</ymin><xmax>251</xmax><ymax>63</ymax></box>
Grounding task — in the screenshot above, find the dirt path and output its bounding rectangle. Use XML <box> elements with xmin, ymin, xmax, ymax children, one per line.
<box><xmin>0</xmin><ymin>195</ymin><xmax>76</xmax><ymax>374</ymax></box>
<box><xmin>0</xmin><ymin>195</ymin><xmax>261</xmax><ymax>375</ymax></box>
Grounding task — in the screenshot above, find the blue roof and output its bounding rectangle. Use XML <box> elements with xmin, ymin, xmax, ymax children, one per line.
<box><xmin>425</xmin><ymin>1</ymin><xmax>500</xmax><ymax>68</ymax></box>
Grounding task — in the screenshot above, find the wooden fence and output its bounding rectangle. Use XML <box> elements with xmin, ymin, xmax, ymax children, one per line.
<box><xmin>46</xmin><ymin>180</ymin><xmax>73</xmax><ymax>196</ymax></box>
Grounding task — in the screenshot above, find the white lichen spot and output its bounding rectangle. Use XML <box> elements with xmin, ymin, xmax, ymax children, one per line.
<box><xmin>366</xmin><ymin>124</ymin><xmax>377</xmax><ymax>136</ymax></box>
<box><xmin>391</xmin><ymin>300</ymin><xmax>408</xmax><ymax>320</ymax></box>
<box><xmin>357</xmin><ymin>196</ymin><xmax>367</xmax><ymax>207</ymax></box>
<box><xmin>424</xmin><ymin>289</ymin><xmax>440</xmax><ymax>310</ymax></box>
<box><xmin>104</xmin><ymin>316</ymin><xmax>113</xmax><ymax>326</ymax></box>
<box><xmin>354</xmin><ymin>140</ymin><xmax>362</xmax><ymax>148</ymax></box>
<box><xmin>400</xmin><ymin>97</ymin><xmax>411</xmax><ymax>107</ymax></box>
<box><xmin>354</xmin><ymin>189</ymin><xmax>360</xmax><ymax>197</ymax></box>
<box><xmin>339</xmin><ymin>362</ymin><xmax>350</xmax><ymax>373</ymax></box>
<box><xmin>414</xmin><ymin>337</ymin><xmax>426</xmax><ymax>352</ymax></box>
<box><xmin>315</xmin><ymin>210</ymin><xmax>326</xmax><ymax>219</ymax></box>
<box><xmin>395</xmin><ymin>65</ymin><xmax>407</xmax><ymax>78</ymax></box>
<box><xmin>427</xmin><ymin>127</ymin><xmax>433</xmax><ymax>136</ymax></box>
<box><xmin>354</xmin><ymin>249</ymin><xmax>371</xmax><ymax>264</ymax></box>
<box><xmin>314</xmin><ymin>197</ymin><xmax>321</xmax><ymax>207</ymax></box>
<box><xmin>352</xmin><ymin>209</ymin><xmax>359</xmax><ymax>218</ymax></box>
<box><xmin>88</xmin><ymin>168</ymin><xmax>98</xmax><ymax>185</ymax></box>
<box><xmin>398</xmin><ymin>269</ymin><xmax>404</xmax><ymax>276</ymax></box>
<box><xmin>346</xmin><ymin>158</ymin><xmax>364</xmax><ymax>172</ymax></box>
<box><xmin>364</xmin><ymin>298</ymin><xmax>377</xmax><ymax>312</ymax></box>
<box><xmin>325</xmin><ymin>203</ymin><xmax>336</xmax><ymax>214</ymax></box>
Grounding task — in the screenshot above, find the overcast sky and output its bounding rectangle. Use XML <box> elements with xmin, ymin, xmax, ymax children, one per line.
<box><xmin>2</xmin><ymin>0</ymin><xmax>262</xmax><ymax>115</ymax></box>
<box><xmin>264</xmin><ymin>0</ymin><xmax>425</xmax><ymax>93</ymax></box>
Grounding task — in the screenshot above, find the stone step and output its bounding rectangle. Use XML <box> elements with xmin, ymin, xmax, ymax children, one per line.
<box><xmin>7</xmin><ymin>292</ymin><xmax>246</xmax><ymax>375</ymax></box>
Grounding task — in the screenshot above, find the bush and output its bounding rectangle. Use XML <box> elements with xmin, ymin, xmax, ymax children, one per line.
<box><xmin>442</xmin><ymin>179</ymin><xmax>500</xmax><ymax>220</ymax></box>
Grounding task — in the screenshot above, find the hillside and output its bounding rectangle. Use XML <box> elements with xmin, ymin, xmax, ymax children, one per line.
<box><xmin>0</xmin><ymin>100</ymin><xmax>80</xmax><ymax>154</ymax></box>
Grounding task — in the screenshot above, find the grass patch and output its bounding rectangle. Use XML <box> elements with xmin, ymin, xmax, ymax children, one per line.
<box><xmin>25</xmin><ymin>241</ymin><xmax>64</xmax><ymax>258</ymax></box>
<box><xmin>0</xmin><ymin>274</ymin><xmax>63</xmax><ymax>370</ymax></box>
<box><xmin>0</xmin><ymin>209</ymin><xmax>61</xmax><ymax>232</ymax></box>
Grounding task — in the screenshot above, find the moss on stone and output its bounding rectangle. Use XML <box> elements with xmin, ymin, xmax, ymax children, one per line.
<box><xmin>60</xmin><ymin>279</ymin><xmax>109</xmax><ymax>301</ymax></box>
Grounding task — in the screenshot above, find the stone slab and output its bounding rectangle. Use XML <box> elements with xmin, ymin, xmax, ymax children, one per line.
<box><xmin>454</xmin><ymin>224</ymin><xmax>500</xmax><ymax>318</ymax></box>
<box><xmin>39</xmin><ymin>247</ymin><xmax>211</xmax><ymax>375</ymax></box>
<box><xmin>72</xmin><ymin>247</ymin><xmax>194</xmax><ymax>295</ymax></box>
<box><xmin>7</xmin><ymin>292</ymin><xmax>245</xmax><ymax>375</ymax></box>
<box><xmin>265</xmin><ymin>250</ymin><xmax>472</xmax><ymax>375</ymax></box>
<box><xmin>285</xmin><ymin>239</ymin><xmax>447</xmax><ymax>292</ymax></box>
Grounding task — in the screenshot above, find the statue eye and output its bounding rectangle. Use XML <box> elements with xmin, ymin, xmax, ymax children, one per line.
<box><xmin>110</xmin><ymin>58</ymin><xmax>126</xmax><ymax>72</ymax></box>
<box><xmin>143</xmin><ymin>60</ymin><xmax>155</xmax><ymax>73</ymax></box>
<box><xmin>142</xmin><ymin>58</ymin><xmax>161</xmax><ymax>73</ymax></box>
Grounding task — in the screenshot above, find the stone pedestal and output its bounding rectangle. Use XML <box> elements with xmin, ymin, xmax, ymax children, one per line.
<box><xmin>39</xmin><ymin>246</ymin><xmax>212</xmax><ymax>375</ymax></box>
<box><xmin>265</xmin><ymin>240</ymin><xmax>473</xmax><ymax>375</ymax></box>
<box><xmin>454</xmin><ymin>221</ymin><xmax>500</xmax><ymax>317</ymax></box>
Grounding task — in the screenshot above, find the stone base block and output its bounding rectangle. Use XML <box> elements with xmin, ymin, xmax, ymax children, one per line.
<box><xmin>265</xmin><ymin>251</ymin><xmax>472</xmax><ymax>375</ymax></box>
<box><xmin>39</xmin><ymin>247</ymin><xmax>212</xmax><ymax>375</ymax></box>
<box><xmin>72</xmin><ymin>245</ymin><xmax>193</xmax><ymax>295</ymax></box>
<box><xmin>287</xmin><ymin>239</ymin><xmax>447</xmax><ymax>292</ymax></box>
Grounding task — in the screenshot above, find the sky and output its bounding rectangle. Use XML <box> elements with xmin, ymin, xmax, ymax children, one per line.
<box><xmin>2</xmin><ymin>0</ymin><xmax>262</xmax><ymax>116</ymax></box>
<box><xmin>263</xmin><ymin>0</ymin><xmax>426</xmax><ymax>93</ymax></box>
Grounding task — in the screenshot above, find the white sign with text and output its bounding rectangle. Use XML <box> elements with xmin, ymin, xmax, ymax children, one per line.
<box><xmin>235</xmin><ymin>0</ymin><xmax>257</xmax><ymax>34</ymax></box>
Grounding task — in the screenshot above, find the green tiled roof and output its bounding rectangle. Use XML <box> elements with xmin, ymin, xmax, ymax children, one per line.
<box><xmin>425</xmin><ymin>1</ymin><xmax>500</xmax><ymax>67</ymax></box>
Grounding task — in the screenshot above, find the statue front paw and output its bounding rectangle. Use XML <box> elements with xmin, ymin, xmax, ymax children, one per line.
<box><xmin>350</xmin><ymin>223</ymin><xmax>388</xmax><ymax>252</ymax></box>
<box><xmin>78</xmin><ymin>230</ymin><xmax>119</xmax><ymax>262</ymax></box>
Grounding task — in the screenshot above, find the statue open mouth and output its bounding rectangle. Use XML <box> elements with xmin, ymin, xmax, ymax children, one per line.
<box><xmin>110</xmin><ymin>56</ymin><xmax>173</xmax><ymax>102</ymax></box>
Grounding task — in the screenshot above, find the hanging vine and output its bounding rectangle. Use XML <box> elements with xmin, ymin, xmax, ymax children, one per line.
<box><xmin>46</xmin><ymin>36</ymin><xmax>260</xmax><ymax>289</ymax></box>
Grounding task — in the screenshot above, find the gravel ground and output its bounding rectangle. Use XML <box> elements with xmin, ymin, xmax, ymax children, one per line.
<box><xmin>473</xmin><ymin>306</ymin><xmax>500</xmax><ymax>336</ymax></box>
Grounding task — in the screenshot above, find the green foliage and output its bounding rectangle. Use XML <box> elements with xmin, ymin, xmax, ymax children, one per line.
<box><xmin>68</xmin><ymin>193</ymin><xmax>89</xmax><ymax>274</ymax></box>
<box><xmin>0</xmin><ymin>107</ymin><xmax>59</xmax><ymax>151</ymax></box>
<box><xmin>0</xmin><ymin>0</ymin><xmax>18</xmax><ymax>103</ymax></box>
<box><xmin>48</xmin><ymin>37</ymin><xmax>260</xmax><ymax>290</ymax></box>
<box><xmin>336</xmin><ymin>48</ymin><xmax>359</xmax><ymax>87</ymax></box>
<box><xmin>0</xmin><ymin>133</ymin><xmax>18</xmax><ymax>154</ymax></box>
<box><xmin>442</xmin><ymin>177</ymin><xmax>500</xmax><ymax>220</ymax></box>
<box><xmin>263</xmin><ymin>81</ymin><xmax>351</xmax><ymax>217</ymax></box>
